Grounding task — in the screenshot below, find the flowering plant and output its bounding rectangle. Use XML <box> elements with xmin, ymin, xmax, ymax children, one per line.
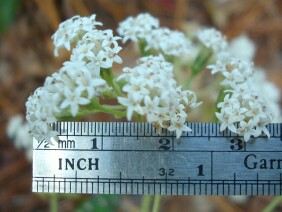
<box><xmin>25</xmin><ymin>13</ymin><xmax>281</xmax><ymax>145</ymax></box>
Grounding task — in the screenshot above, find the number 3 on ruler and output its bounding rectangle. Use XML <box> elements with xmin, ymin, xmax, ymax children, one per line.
<box><xmin>230</xmin><ymin>138</ymin><xmax>243</xmax><ymax>150</ymax></box>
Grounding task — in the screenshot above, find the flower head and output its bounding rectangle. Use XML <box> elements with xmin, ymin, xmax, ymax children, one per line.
<box><xmin>118</xmin><ymin>55</ymin><xmax>201</xmax><ymax>138</ymax></box>
<box><xmin>229</xmin><ymin>34</ymin><xmax>256</xmax><ymax>61</ymax></box>
<box><xmin>197</xmin><ymin>28</ymin><xmax>228</xmax><ymax>52</ymax></box>
<box><xmin>252</xmin><ymin>68</ymin><xmax>282</xmax><ymax>122</ymax></box>
<box><xmin>145</xmin><ymin>28</ymin><xmax>191</xmax><ymax>57</ymax></box>
<box><xmin>7</xmin><ymin>115</ymin><xmax>33</xmax><ymax>161</ymax></box>
<box><xmin>26</xmin><ymin>61</ymin><xmax>107</xmax><ymax>142</ymax></box>
<box><xmin>117</xmin><ymin>13</ymin><xmax>159</xmax><ymax>43</ymax></box>
<box><xmin>70</xmin><ymin>29</ymin><xmax>122</xmax><ymax>74</ymax></box>
<box><xmin>207</xmin><ymin>57</ymin><xmax>254</xmax><ymax>89</ymax></box>
<box><xmin>216</xmin><ymin>87</ymin><xmax>273</xmax><ymax>141</ymax></box>
<box><xmin>52</xmin><ymin>14</ymin><xmax>102</xmax><ymax>56</ymax></box>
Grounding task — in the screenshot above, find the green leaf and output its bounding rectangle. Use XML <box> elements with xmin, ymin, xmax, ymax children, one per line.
<box><xmin>75</xmin><ymin>195</ymin><xmax>121</xmax><ymax>212</ymax></box>
<box><xmin>191</xmin><ymin>47</ymin><xmax>213</xmax><ymax>76</ymax></box>
<box><xmin>0</xmin><ymin>0</ymin><xmax>20</xmax><ymax>33</ymax></box>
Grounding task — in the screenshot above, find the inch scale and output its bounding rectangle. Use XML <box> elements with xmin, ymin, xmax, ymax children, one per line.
<box><xmin>33</xmin><ymin>122</ymin><xmax>282</xmax><ymax>195</ymax></box>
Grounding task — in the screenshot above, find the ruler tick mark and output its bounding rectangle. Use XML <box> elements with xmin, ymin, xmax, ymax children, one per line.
<box><xmin>53</xmin><ymin>175</ymin><xmax>55</xmax><ymax>192</ymax></box>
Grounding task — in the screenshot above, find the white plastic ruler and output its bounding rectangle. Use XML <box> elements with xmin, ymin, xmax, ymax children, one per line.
<box><xmin>32</xmin><ymin>122</ymin><xmax>282</xmax><ymax>195</ymax></box>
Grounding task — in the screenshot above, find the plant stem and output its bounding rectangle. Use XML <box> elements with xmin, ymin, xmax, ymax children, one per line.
<box><xmin>263</xmin><ymin>196</ymin><xmax>282</xmax><ymax>212</ymax></box>
<box><xmin>191</xmin><ymin>47</ymin><xmax>213</xmax><ymax>76</ymax></box>
<box><xmin>95</xmin><ymin>104</ymin><xmax>126</xmax><ymax>118</ymax></box>
<box><xmin>213</xmin><ymin>88</ymin><xmax>227</xmax><ymax>122</ymax></box>
<box><xmin>184</xmin><ymin>47</ymin><xmax>213</xmax><ymax>89</ymax></box>
<box><xmin>138</xmin><ymin>39</ymin><xmax>151</xmax><ymax>56</ymax></box>
<box><xmin>57</xmin><ymin>101</ymin><xmax>126</xmax><ymax>121</ymax></box>
<box><xmin>152</xmin><ymin>195</ymin><xmax>161</xmax><ymax>212</ymax></box>
<box><xmin>140</xmin><ymin>195</ymin><xmax>152</xmax><ymax>212</ymax></box>
<box><xmin>184</xmin><ymin>74</ymin><xmax>195</xmax><ymax>89</ymax></box>
<box><xmin>50</xmin><ymin>194</ymin><xmax>58</xmax><ymax>212</ymax></box>
<box><xmin>101</xmin><ymin>68</ymin><xmax>124</xmax><ymax>97</ymax></box>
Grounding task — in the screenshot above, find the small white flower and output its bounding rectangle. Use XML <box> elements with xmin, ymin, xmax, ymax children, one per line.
<box><xmin>245</xmin><ymin>101</ymin><xmax>264</xmax><ymax>123</ymax></box>
<box><xmin>254</xmin><ymin>118</ymin><xmax>271</xmax><ymax>138</ymax></box>
<box><xmin>118</xmin><ymin>94</ymin><xmax>144</xmax><ymax>121</ymax></box>
<box><xmin>216</xmin><ymin>112</ymin><xmax>237</xmax><ymax>133</ymax></box>
<box><xmin>226</xmin><ymin>104</ymin><xmax>247</xmax><ymax>122</ymax></box>
<box><xmin>207</xmin><ymin>52</ymin><xmax>232</xmax><ymax>74</ymax></box>
<box><xmin>76</xmin><ymin>70</ymin><xmax>106</xmax><ymax>99</ymax></box>
<box><xmin>217</xmin><ymin>94</ymin><xmax>232</xmax><ymax>109</ymax></box>
<box><xmin>60</xmin><ymin>87</ymin><xmax>90</xmax><ymax>116</ymax></box>
<box><xmin>143</xmin><ymin>96</ymin><xmax>160</xmax><ymax>123</ymax></box>
<box><xmin>221</xmin><ymin>69</ymin><xmax>244</xmax><ymax>88</ymax></box>
<box><xmin>168</xmin><ymin>117</ymin><xmax>192</xmax><ymax>139</ymax></box>
<box><xmin>237</xmin><ymin>120</ymin><xmax>256</xmax><ymax>142</ymax></box>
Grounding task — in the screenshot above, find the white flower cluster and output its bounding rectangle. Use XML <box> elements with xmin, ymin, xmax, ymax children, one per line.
<box><xmin>117</xmin><ymin>13</ymin><xmax>160</xmax><ymax>43</ymax></box>
<box><xmin>216</xmin><ymin>87</ymin><xmax>273</xmax><ymax>141</ymax></box>
<box><xmin>145</xmin><ymin>28</ymin><xmax>191</xmax><ymax>57</ymax></box>
<box><xmin>117</xmin><ymin>13</ymin><xmax>190</xmax><ymax>57</ymax></box>
<box><xmin>7</xmin><ymin>115</ymin><xmax>33</xmax><ymax>161</ymax></box>
<box><xmin>229</xmin><ymin>35</ymin><xmax>256</xmax><ymax>61</ymax></box>
<box><xmin>52</xmin><ymin>14</ymin><xmax>102</xmax><ymax>56</ymax></box>
<box><xmin>253</xmin><ymin>69</ymin><xmax>282</xmax><ymax>122</ymax></box>
<box><xmin>26</xmin><ymin>61</ymin><xmax>107</xmax><ymax>142</ymax></box>
<box><xmin>26</xmin><ymin>15</ymin><xmax>124</xmax><ymax>142</ymax></box>
<box><xmin>117</xmin><ymin>55</ymin><xmax>201</xmax><ymax>138</ymax></box>
<box><xmin>206</xmin><ymin>33</ymin><xmax>277</xmax><ymax>141</ymax></box>
<box><xmin>197</xmin><ymin>28</ymin><xmax>228</xmax><ymax>52</ymax></box>
<box><xmin>207</xmin><ymin>56</ymin><xmax>254</xmax><ymax>88</ymax></box>
<box><xmin>70</xmin><ymin>29</ymin><xmax>122</xmax><ymax>74</ymax></box>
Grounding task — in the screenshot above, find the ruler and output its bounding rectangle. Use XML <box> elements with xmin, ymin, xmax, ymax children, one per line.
<box><xmin>32</xmin><ymin>122</ymin><xmax>282</xmax><ymax>195</ymax></box>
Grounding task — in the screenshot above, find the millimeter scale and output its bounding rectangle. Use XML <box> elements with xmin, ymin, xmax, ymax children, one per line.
<box><xmin>32</xmin><ymin>122</ymin><xmax>282</xmax><ymax>195</ymax></box>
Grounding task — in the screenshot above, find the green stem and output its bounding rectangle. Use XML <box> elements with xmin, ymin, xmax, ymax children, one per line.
<box><xmin>138</xmin><ymin>39</ymin><xmax>151</xmax><ymax>56</ymax></box>
<box><xmin>152</xmin><ymin>195</ymin><xmax>161</xmax><ymax>212</ymax></box>
<box><xmin>140</xmin><ymin>195</ymin><xmax>152</xmax><ymax>212</ymax></box>
<box><xmin>184</xmin><ymin>74</ymin><xmax>195</xmax><ymax>89</ymax></box>
<box><xmin>135</xmin><ymin>114</ymin><xmax>145</xmax><ymax>122</ymax></box>
<box><xmin>213</xmin><ymin>88</ymin><xmax>226</xmax><ymax>122</ymax></box>
<box><xmin>164</xmin><ymin>55</ymin><xmax>175</xmax><ymax>64</ymax></box>
<box><xmin>99</xmin><ymin>104</ymin><xmax>125</xmax><ymax>110</ymax></box>
<box><xmin>57</xmin><ymin>100</ymin><xmax>126</xmax><ymax>120</ymax></box>
<box><xmin>173</xmin><ymin>57</ymin><xmax>183</xmax><ymax>85</ymax></box>
<box><xmin>101</xmin><ymin>68</ymin><xmax>124</xmax><ymax>97</ymax></box>
<box><xmin>191</xmin><ymin>47</ymin><xmax>213</xmax><ymax>75</ymax></box>
<box><xmin>263</xmin><ymin>196</ymin><xmax>282</xmax><ymax>212</ymax></box>
<box><xmin>184</xmin><ymin>47</ymin><xmax>213</xmax><ymax>89</ymax></box>
<box><xmin>95</xmin><ymin>104</ymin><xmax>126</xmax><ymax>118</ymax></box>
<box><xmin>50</xmin><ymin>194</ymin><xmax>58</xmax><ymax>212</ymax></box>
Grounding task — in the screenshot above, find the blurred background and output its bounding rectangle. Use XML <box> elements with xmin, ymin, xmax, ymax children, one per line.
<box><xmin>0</xmin><ymin>0</ymin><xmax>281</xmax><ymax>211</ymax></box>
